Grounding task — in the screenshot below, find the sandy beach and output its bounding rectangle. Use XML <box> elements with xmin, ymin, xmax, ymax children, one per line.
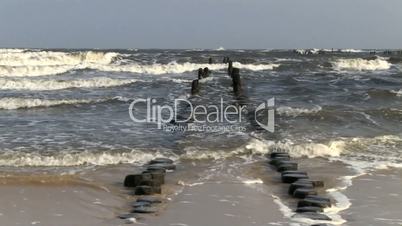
<box><xmin>2</xmin><ymin>156</ymin><xmax>401</xmax><ymax>226</ymax></box>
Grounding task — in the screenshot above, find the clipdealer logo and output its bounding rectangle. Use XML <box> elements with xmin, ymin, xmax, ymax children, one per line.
<box><xmin>129</xmin><ymin>97</ymin><xmax>275</xmax><ymax>132</ymax></box>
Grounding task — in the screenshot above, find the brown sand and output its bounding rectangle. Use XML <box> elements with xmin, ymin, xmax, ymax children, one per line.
<box><xmin>1</xmin><ymin>158</ymin><xmax>400</xmax><ymax>226</ymax></box>
<box><xmin>342</xmin><ymin>168</ymin><xmax>402</xmax><ymax>226</ymax></box>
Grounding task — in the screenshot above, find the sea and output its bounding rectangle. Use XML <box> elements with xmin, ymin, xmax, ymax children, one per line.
<box><xmin>0</xmin><ymin>47</ymin><xmax>402</xmax><ymax>225</ymax></box>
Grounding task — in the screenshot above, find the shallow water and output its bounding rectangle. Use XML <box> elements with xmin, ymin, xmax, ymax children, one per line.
<box><xmin>0</xmin><ymin>48</ymin><xmax>401</xmax><ymax>170</ymax></box>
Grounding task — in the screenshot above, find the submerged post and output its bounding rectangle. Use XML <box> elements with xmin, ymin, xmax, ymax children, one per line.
<box><xmin>231</xmin><ymin>68</ymin><xmax>242</xmax><ymax>94</ymax></box>
<box><xmin>203</xmin><ymin>67</ymin><xmax>210</xmax><ymax>77</ymax></box>
<box><xmin>191</xmin><ymin>79</ymin><xmax>199</xmax><ymax>95</ymax></box>
<box><xmin>228</xmin><ymin>60</ymin><xmax>233</xmax><ymax>76</ymax></box>
<box><xmin>198</xmin><ymin>68</ymin><xmax>203</xmax><ymax>79</ymax></box>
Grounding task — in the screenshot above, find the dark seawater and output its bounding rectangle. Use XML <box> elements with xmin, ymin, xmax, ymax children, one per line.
<box><xmin>0</xmin><ymin>48</ymin><xmax>402</xmax><ymax>171</ymax></box>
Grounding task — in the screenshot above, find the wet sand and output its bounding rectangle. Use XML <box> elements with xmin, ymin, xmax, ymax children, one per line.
<box><xmin>342</xmin><ymin>168</ymin><xmax>402</xmax><ymax>226</ymax></box>
<box><xmin>1</xmin><ymin>158</ymin><xmax>401</xmax><ymax>226</ymax></box>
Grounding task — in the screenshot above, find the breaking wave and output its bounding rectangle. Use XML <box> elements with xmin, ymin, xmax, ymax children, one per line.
<box><xmin>332</xmin><ymin>58</ymin><xmax>391</xmax><ymax>71</ymax></box>
<box><xmin>0</xmin><ymin>49</ymin><xmax>279</xmax><ymax>76</ymax></box>
<box><xmin>277</xmin><ymin>105</ymin><xmax>322</xmax><ymax>117</ymax></box>
<box><xmin>0</xmin><ymin>150</ymin><xmax>171</xmax><ymax>167</ymax></box>
<box><xmin>0</xmin><ymin>96</ymin><xmax>128</xmax><ymax>110</ymax></box>
<box><xmin>93</xmin><ymin>61</ymin><xmax>279</xmax><ymax>75</ymax></box>
<box><xmin>0</xmin><ymin>50</ymin><xmax>119</xmax><ymax>77</ymax></box>
<box><xmin>0</xmin><ymin>50</ymin><xmax>118</xmax><ymax>67</ymax></box>
<box><xmin>1</xmin><ymin>135</ymin><xmax>401</xmax><ymax>167</ymax></box>
<box><xmin>0</xmin><ymin>77</ymin><xmax>138</xmax><ymax>91</ymax></box>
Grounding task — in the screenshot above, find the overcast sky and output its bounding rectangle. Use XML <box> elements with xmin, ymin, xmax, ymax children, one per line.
<box><xmin>0</xmin><ymin>0</ymin><xmax>401</xmax><ymax>49</ymax></box>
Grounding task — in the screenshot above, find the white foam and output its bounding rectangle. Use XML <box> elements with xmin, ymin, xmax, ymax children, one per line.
<box><xmin>0</xmin><ymin>97</ymin><xmax>100</xmax><ymax>110</ymax></box>
<box><xmin>0</xmin><ymin>150</ymin><xmax>167</xmax><ymax>167</ymax></box>
<box><xmin>340</xmin><ymin>49</ymin><xmax>364</xmax><ymax>53</ymax></box>
<box><xmin>0</xmin><ymin>48</ymin><xmax>27</xmax><ymax>53</ymax></box>
<box><xmin>241</xmin><ymin>179</ymin><xmax>263</xmax><ymax>184</ymax></box>
<box><xmin>0</xmin><ymin>49</ymin><xmax>279</xmax><ymax>76</ymax></box>
<box><xmin>232</xmin><ymin>62</ymin><xmax>279</xmax><ymax>71</ymax></box>
<box><xmin>0</xmin><ymin>51</ymin><xmax>118</xmax><ymax>77</ymax></box>
<box><xmin>391</xmin><ymin>89</ymin><xmax>402</xmax><ymax>97</ymax></box>
<box><xmin>277</xmin><ymin>106</ymin><xmax>322</xmax><ymax>117</ymax></box>
<box><xmin>0</xmin><ymin>51</ymin><xmax>118</xmax><ymax>67</ymax></box>
<box><xmin>332</xmin><ymin>58</ymin><xmax>391</xmax><ymax>71</ymax></box>
<box><xmin>94</xmin><ymin>61</ymin><xmax>279</xmax><ymax>75</ymax></box>
<box><xmin>0</xmin><ymin>77</ymin><xmax>138</xmax><ymax>91</ymax></box>
<box><xmin>215</xmin><ymin>47</ymin><xmax>225</xmax><ymax>51</ymax></box>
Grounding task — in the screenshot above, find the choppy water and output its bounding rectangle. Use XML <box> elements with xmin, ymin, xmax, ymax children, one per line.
<box><xmin>0</xmin><ymin>48</ymin><xmax>402</xmax><ymax>171</ymax></box>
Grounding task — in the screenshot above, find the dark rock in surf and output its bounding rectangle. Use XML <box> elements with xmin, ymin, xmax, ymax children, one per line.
<box><xmin>132</xmin><ymin>201</ymin><xmax>151</xmax><ymax>208</ymax></box>
<box><xmin>135</xmin><ymin>186</ymin><xmax>154</xmax><ymax>195</ymax></box>
<box><xmin>281</xmin><ymin>171</ymin><xmax>307</xmax><ymax>176</ymax></box>
<box><xmin>305</xmin><ymin>195</ymin><xmax>332</xmax><ymax>203</ymax></box>
<box><xmin>297</xmin><ymin>179</ymin><xmax>324</xmax><ymax>187</ymax></box>
<box><xmin>277</xmin><ymin>162</ymin><xmax>298</xmax><ymax>172</ymax></box>
<box><xmin>270</xmin><ymin>152</ymin><xmax>290</xmax><ymax>158</ymax></box>
<box><xmin>296</xmin><ymin>212</ymin><xmax>332</xmax><ymax>221</ymax></box>
<box><xmin>140</xmin><ymin>179</ymin><xmax>162</xmax><ymax>187</ymax></box>
<box><xmin>289</xmin><ymin>181</ymin><xmax>314</xmax><ymax>195</ymax></box>
<box><xmin>137</xmin><ymin>196</ymin><xmax>163</xmax><ymax>204</ymax></box>
<box><xmin>118</xmin><ymin>213</ymin><xmax>138</xmax><ymax>219</ymax></box>
<box><xmin>269</xmin><ymin>157</ymin><xmax>291</xmax><ymax>166</ymax></box>
<box><xmin>281</xmin><ymin>173</ymin><xmax>308</xmax><ymax>183</ymax></box>
<box><xmin>298</xmin><ymin>197</ymin><xmax>332</xmax><ymax>208</ymax></box>
<box><xmin>150</xmin><ymin>158</ymin><xmax>174</xmax><ymax>165</ymax></box>
<box><xmin>124</xmin><ymin>174</ymin><xmax>152</xmax><ymax>187</ymax></box>
<box><xmin>132</xmin><ymin>206</ymin><xmax>157</xmax><ymax>214</ymax></box>
<box><xmin>296</xmin><ymin>206</ymin><xmax>323</xmax><ymax>213</ymax></box>
<box><xmin>148</xmin><ymin>172</ymin><xmax>165</xmax><ymax>184</ymax></box>
<box><xmin>144</xmin><ymin>167</ymin><xmax>167</xmax><ymax>174</ymax></box>
<box><xmin>147</xmin><ymin>163</ymin><xmax>176</xmax><ymax>171</ymax></box>
<box><xmin>293</xmin><ymin>188</ymin><xmax>318</xmax><ymax>199</ymax></box>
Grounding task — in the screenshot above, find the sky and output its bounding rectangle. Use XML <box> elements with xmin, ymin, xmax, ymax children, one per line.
<box><xmin>0</xmin><ymin>0</ymin><xmax>401</xmax><ymax>49</ymax></box>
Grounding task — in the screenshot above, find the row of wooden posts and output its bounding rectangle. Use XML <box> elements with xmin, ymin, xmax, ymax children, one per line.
<box><xmin>191</xmin><ymin>57</ymin><xmax>242</xmax><ymax>95</ymax></box>
<box><xmin>268</xmin><ymin>152</ymin><xmax>333</xmax><ymax>225</ymax></box>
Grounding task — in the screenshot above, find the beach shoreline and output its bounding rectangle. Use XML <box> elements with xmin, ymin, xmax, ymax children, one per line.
<box><xmin>1</xmin><ymin>157</ymin><xmax>401</xmax><ymax>226</ymax></box>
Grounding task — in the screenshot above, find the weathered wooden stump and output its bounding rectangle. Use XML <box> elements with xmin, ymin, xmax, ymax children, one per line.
<box><xmin>198</xmin><ymin>68</ymin><xmax>204</xmax><ymax>79</ymax></box>
<box><xmin>231</xmin><ymin>68</ymin><xmax>242</xmax><ymax>94</ymax></box>
<box><xmin>191</xmin><ymin>79</ymin><xmax>199</xmax><ymax>95</ymax></box>
<box><xmin>228</xmin><ymin>60</ymin><xmax>233</xmax><ymax>76</ymax></box>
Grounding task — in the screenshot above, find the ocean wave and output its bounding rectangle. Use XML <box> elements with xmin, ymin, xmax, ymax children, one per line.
<box><xmin>0</xmin><ymin>50</ymin><xmax>119</xmax><ymax>77</ymax></box>
<box><xmin>0</xmin><ymin>96</ymin><xmax>130</xmax><ymax>110</ymax></box>
<box><xmin>277</xmin><ymin>105</ymin><xmax>322</xmax><ymax>117</ymax></box>
<box><xmin>0</xmin><ymin>50</ymin><xmax>118</xmax><ymax>67</ymax></box>
<box><xmin>295</xmin><ymin>48</ymin><xmax>364</xmax><ymax>55</ymax></box>
<box><xmin>0</xmin><ymin>48</ymin><xmax>27</xmax><ymax>53</ymax></box>
<box><xmin>332</xmin><ymin>58</ymin><xmax>391</xmax><ymax>71</ymax></box>
<box><xmin>0</xmin><ymin>150</ymin><xmax>172</xmax><ymax>167</ymax></box>
<box><xmin>0</xmin><ymin>56</ymin><xmax>279</xmax><ymax>77</ymax></box>
<box><xmin>391</xmin><ymin>89</ymin><xmax>402</xmax><ymax>97</ymax></box>
<box><xmin>0</xmin><ymin>64</ymin><xmax>80</xmax><ymax>77</ymax></box>
<box><xmin>181</xmin><ymin>138</ymin><xmax>344</xmax><ymax>161</ymax></box>
<box><xmin>0</xmin><ymin>77</ymin><xmax>138</xmax><ymax>91</ymax></box>
<box><xmin>93</xmin><ymin>61</ymin><xmax>279</xmax><ymax>75</ymax></box>
<box><xmin>0</xmin><ymin>97</ymin><xmax>101</xmax><ymax>110</ymax></box>
<box><xmin>340</xmin><ymin>49</ymin><xmax>364</xmax><ymax>53</ymax></box>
